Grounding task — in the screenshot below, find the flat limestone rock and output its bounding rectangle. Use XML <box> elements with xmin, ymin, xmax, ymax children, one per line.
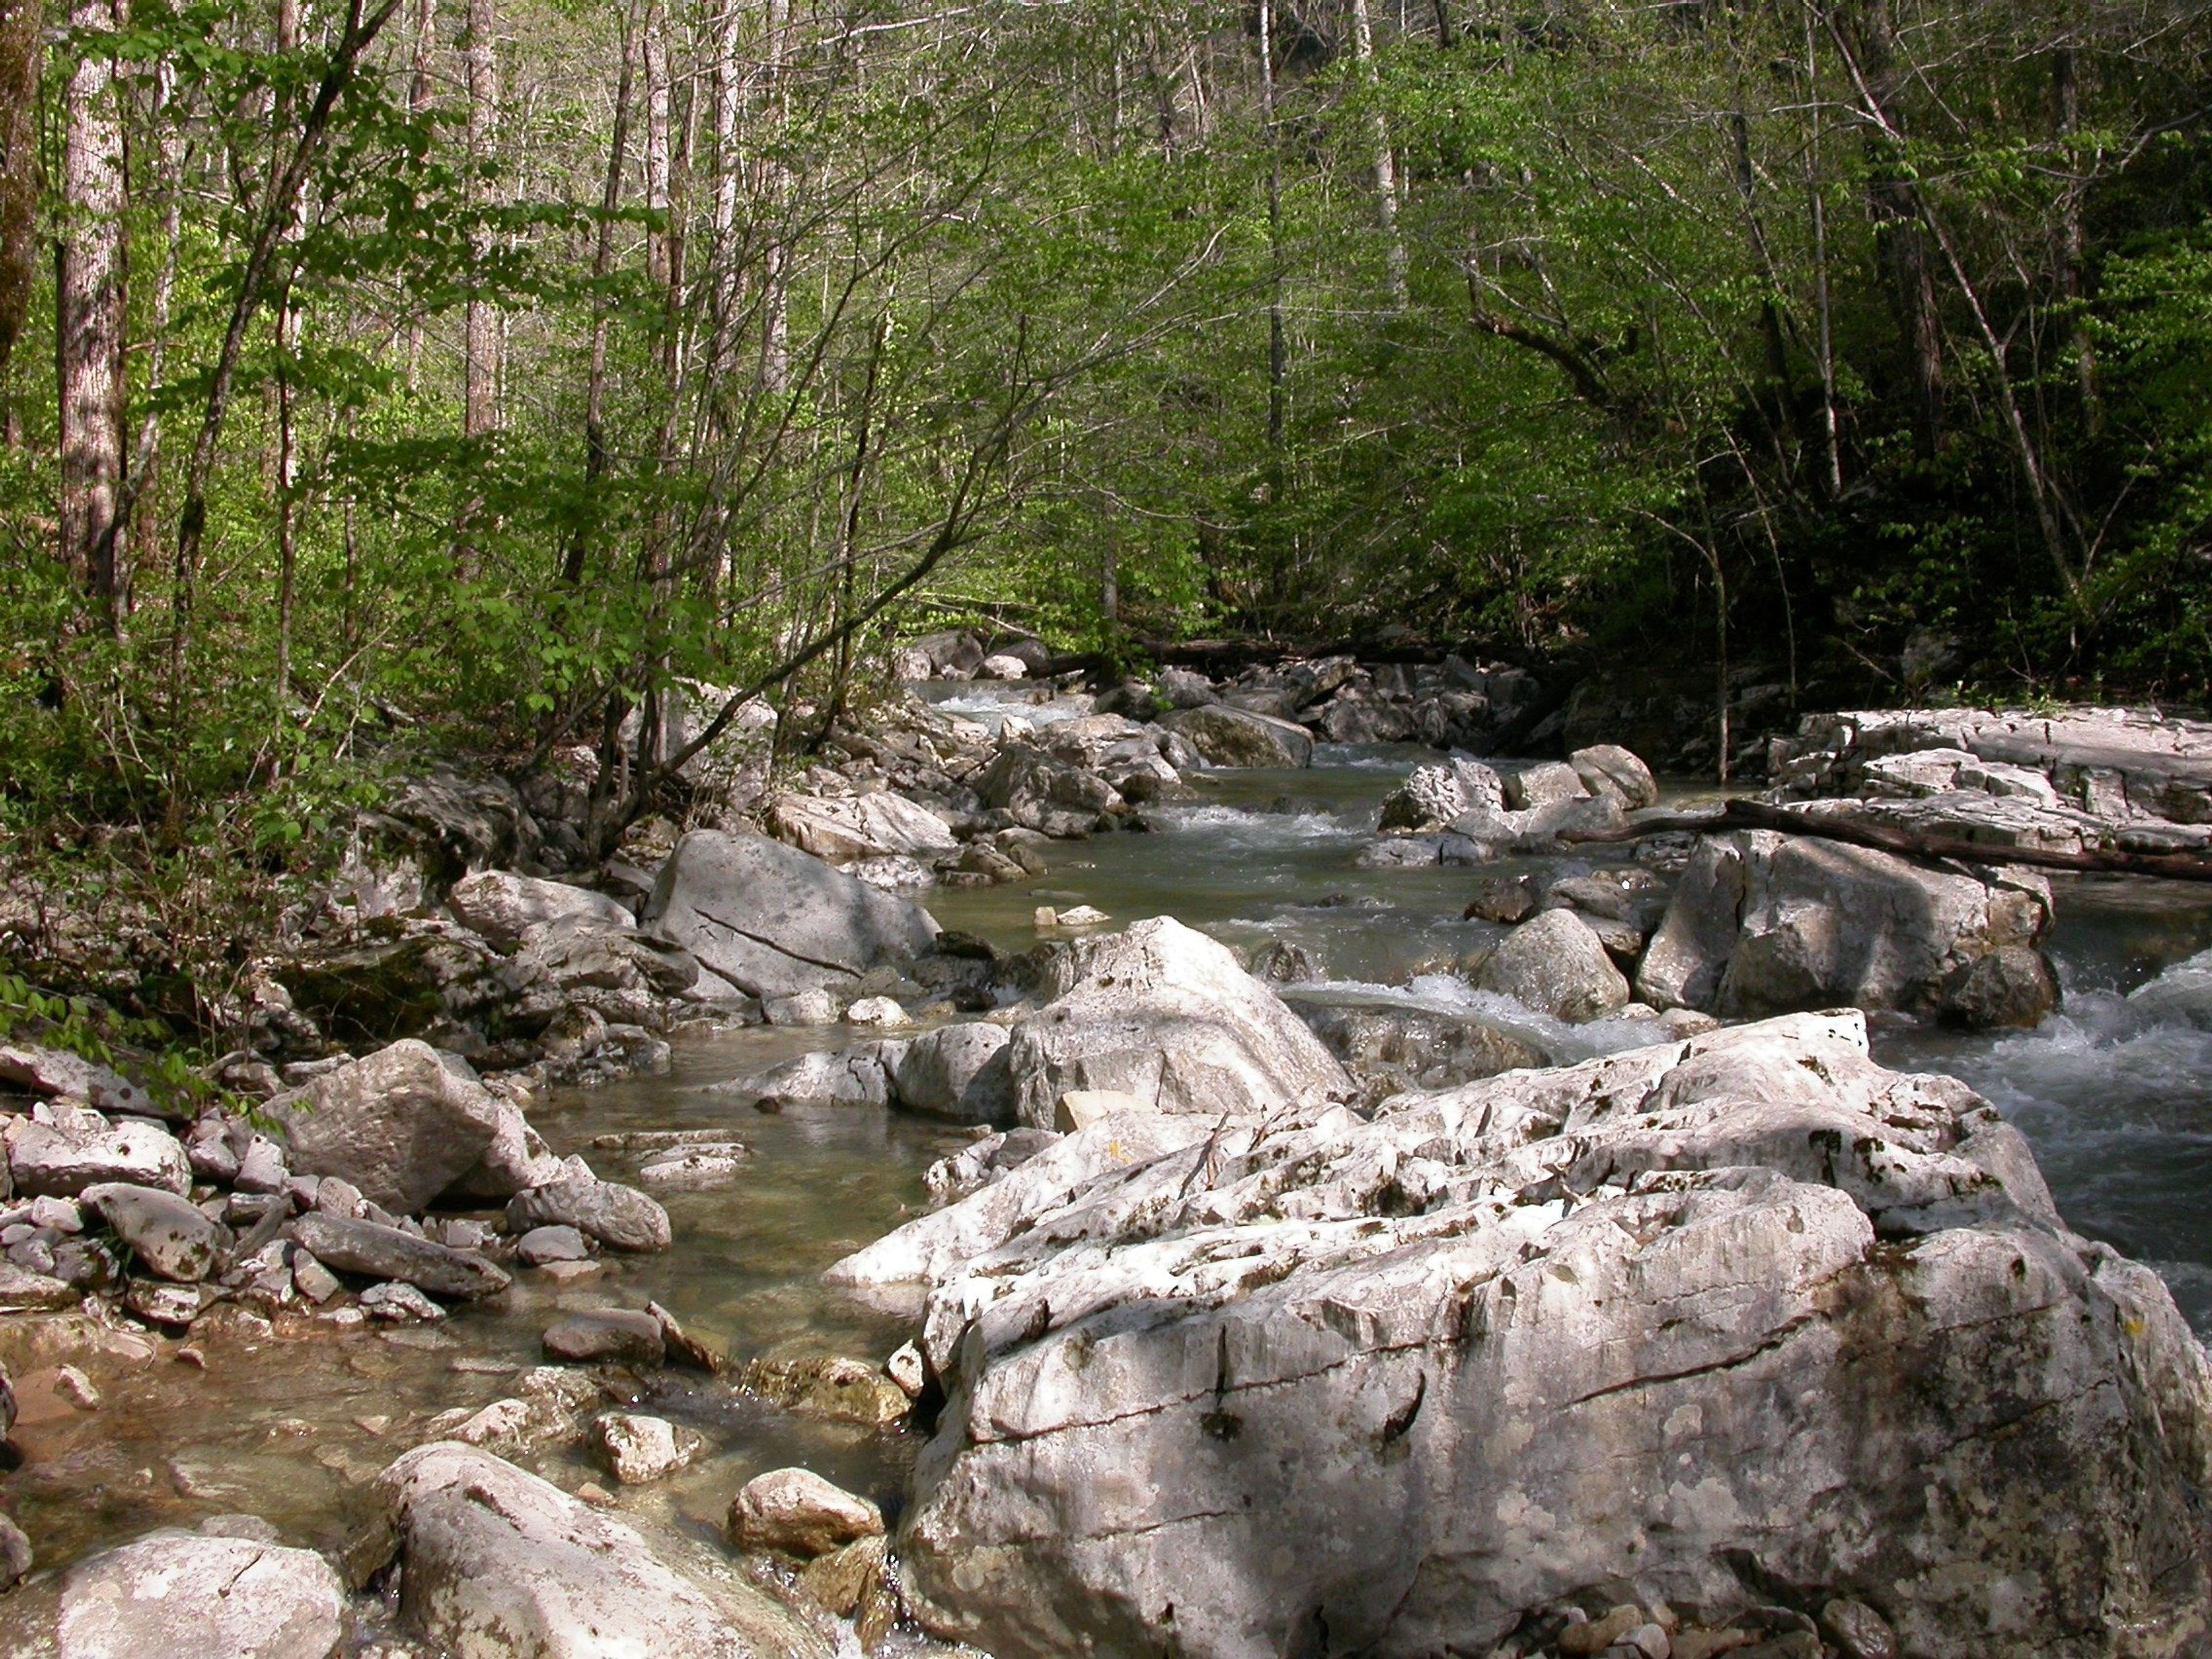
<box><xmin>883</xmin><ymin>1012</ymin><xmax>2212</xmax><ymax>1659</ymax></box>
<box><xmin>7</xmin><ymin>1113</ymin><xmax>190</xmax><ymax>1199</ymax></box>
<box><xmin>448</xmin><ymin>870</ymin><xmax>635</xmax><ymax>952</ymax></box>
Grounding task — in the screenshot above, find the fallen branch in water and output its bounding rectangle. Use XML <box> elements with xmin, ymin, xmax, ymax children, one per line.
<box><xmin>1559</xmin><ymin>797</ymin><xmax>2212</xmax><ymax>882</ymax></box>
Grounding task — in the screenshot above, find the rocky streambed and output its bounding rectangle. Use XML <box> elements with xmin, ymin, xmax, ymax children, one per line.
<box><xmin>3</xmin><ymin>660</ymin><xmax>2212</xmax><ymax>1658</ymax></box>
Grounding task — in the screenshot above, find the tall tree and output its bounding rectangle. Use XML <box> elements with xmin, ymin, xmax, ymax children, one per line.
<box><xmin>58</xmin><ymin>0</ymin><xmax>130</xmax><ymax>616</ymax></box>
<box><xmin>0</xmin><ymin>0</ymin><xmax>38</xmax><ymax>394</ymax></box>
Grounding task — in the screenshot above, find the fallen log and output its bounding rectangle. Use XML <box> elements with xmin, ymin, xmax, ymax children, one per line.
<box><xmin>1560</xmin><ymin>797</ymin><xmax>2212</xmax><ymax>882</ymax></box>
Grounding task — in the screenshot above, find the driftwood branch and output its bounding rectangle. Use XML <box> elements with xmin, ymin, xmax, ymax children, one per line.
<box><xmin>1562</xmin><ymin>797</ymin><xmax>2212</xmax><ymax>883</ymax></box>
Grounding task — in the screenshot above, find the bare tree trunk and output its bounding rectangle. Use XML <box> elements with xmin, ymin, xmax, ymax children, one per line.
<box><xmin>58</xmin><ymin>0</ymin><xmax>129</xmax><ymax>620</ymax></box>
<box><xmin>0</xmin><ymin>0</ymin><xmax>39</xmax><ymax>394</ymax></box>
<box><xmin>1348</xmin><ymin>0</ymin><xmax>1407</xmax><ymax>307</ymax></box>
<box><xmin>2051</xmin><ymin>47</ymin><xmax>2099</xmax><ymax>430</ymax></box>
<box><xmin>271</xmin><ymin>0</ymin><xmax>301</xmax><ymax>761</ymax></box>
<box><xmin>757</xmin><ymin>0</ymin><xmax>791</xmax><ymax>393</ymax></box>
<box><xmin>455</xmin><ymin>0</ymin><xmax>498</xmax><ymax>574</ymax></box>
<box><xmin>1846</xmin><ymin>0</ymin><xmax>1942</xmax><ymax>459</ymax></box>
<box><xmin>565</xmin><ymin>0</ymin><xmax>636</xmax><ymax>588</ymax></box>
<box><xmin>404</xmin><ymin>0</ymin><xmax>436</xmax><ymax>381</ymax></box>
<box><xmin>1259</xmin><ymin>0</ymin><xmax>1285</xmax><ymax>449</ymax></box>
<box><xmin>1805</xmin><ymin>9</ymin><xmax>1843</xmax><ymax>499</ymax></box>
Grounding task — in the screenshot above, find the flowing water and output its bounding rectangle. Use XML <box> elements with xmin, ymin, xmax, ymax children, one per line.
<box><xmin>12</xmin><ymin>717</ymin><xmax>2212</xmax><ymax>1603</ymax></box>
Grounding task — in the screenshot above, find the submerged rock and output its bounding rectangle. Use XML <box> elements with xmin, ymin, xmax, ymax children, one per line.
<box><xmin>507</xmin><ymin>1176</ymin><xmax>672</xmax><ymax>1253</ymax></box>
<box><xmin>857</xmin><ymin>1011</ymin><xmax>2212</xmax><ymax>1659</ymax></box>
<box><xmin>290</xmin><ymin>1214</ymin><xmax>510</xmax><ymax>1301</ymax></box>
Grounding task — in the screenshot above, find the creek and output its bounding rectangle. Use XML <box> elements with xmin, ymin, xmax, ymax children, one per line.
<box><xmin>10</xmin><ymin>710</ymin><xmax>2212</xmax><ymax>1601</ymax></box>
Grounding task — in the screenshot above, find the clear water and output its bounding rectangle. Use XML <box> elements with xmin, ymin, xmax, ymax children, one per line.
<box><xmin>12</xmin><ymin>750</ymin><xmax>2212</xmax><ymax>1593</ymax></box>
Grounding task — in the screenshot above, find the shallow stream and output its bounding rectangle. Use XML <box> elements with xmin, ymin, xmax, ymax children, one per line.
<box><xmin>11</xmin><ymin>715</ymin><xmax>2212</xmax><ymax>1603</ymax></box>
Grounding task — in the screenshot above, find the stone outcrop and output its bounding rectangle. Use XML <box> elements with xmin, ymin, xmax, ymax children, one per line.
<box><xmin>843</xmin><ymin>1012</ymin><xmax>2212</xmax><ymax>1659</ymax></box>
<box><xmin>365</xmin><ymin>1442</ymin><xmax>824</xmax><ymax>1659</ymax></box>
<box><xmin>1635</xmin><ymin>829</ymin><xmax>2056</xmax><ymax>1025</ymax></box>
<box><xmin>642</xmin><ymin>830</ymin><xmax>938</xmax><ymax>999</ymax></box>
<box><xmin>1000</xmin><ymin>919</ymin><xmax>1351</xmax><ymax>1130</ymax></box>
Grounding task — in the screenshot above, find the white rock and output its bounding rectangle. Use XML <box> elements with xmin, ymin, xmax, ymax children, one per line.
<box><xmin>844</xmin><ymin>995</ymin><xmax>911</xmax><ymax>1027</ymax></box>
<box><xmin>7</xmin><ymin>1111</ymin><xmax>190</xmax><ymax>1199</ymax></box>
<box><xmin>53</xmin><ymin>1527</ymin><xmax>344</xmax><ymax>1659</ymax></box>
<box><xmin>592</xmin><ymin>1412</ymin><xmax>702</xmax><ymax>1484</ymax></box>
<box><xmin>1001</xmin><ymin>918</ymin><xmax>1352</xmax><ymax>1130</ymax></box>
<box><xmin>768</xmin><ymin>793</ymin><xmax>960</xmax><ymax>865</ymax></box>
<box><xmin>1053</xmin><ymin>1089</ymin><xmax>1153</xmax><ymax>1132</ymax></box>
<box><xmin>370</xmin><ymin>1442</ymin><xmax>824</xmax><ymax>1658</ymax></box>
<box><xmin>1467</xmin><ymin>907</ymin><xmax>1631</xmax><ymax>1023</ymax></box>
<box><xmin>266</xmin><ymin>1040</ymin><xmax>509</xmax><ymax>1214</ymax></box>
<box><xmin>448</xmin><ymin>871</ymin><xmax>635</xmax><ymax>952</ymax></box>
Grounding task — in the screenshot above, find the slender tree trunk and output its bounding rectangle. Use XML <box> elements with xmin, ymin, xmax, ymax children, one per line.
<box><xmin>1259</xmin><ymin>0</ymin><xmax>1285</xmax><ymax>449</ymax></box>
<box><xmin>404</xmin><ymin>0</ymin><xmax>436</xmax><ymax>381</ymax></box>
<box><xmin>755</xmin><ymin>0</ymin><xmax>791</xmax><ymax>395</ymax></box>
<box><xmin>59</xmin><ymin>0</ymin><xmax>129</xmax><ymax>621</ymax></box>
<box><xmin>454</xmin><ymin>0</ymin><xmax>498</xmax><ymax>574</ymax></box>
<box><xmin>271</xmin><ymin>0</ymin><xmax>300</xmax><ymax>761</ymax></box>
<box><xmin>123</xmin><ymin>61</ymin><xmax>180</xmax><ymax>595</ymax></box>
<box><xmin>565</xmin><ymin>0</ymin><xmax>636</xmax><ymax>588</ymax></box>
<box><xmin>1805</xmin><ymin>10</ymin><xmax>1843</xmax><ymax>499</ymax></box>
<box><xmin>1846</xmin><ymin>0</ymin><xmax>1942</xmax><ymax>459</ymax></box>
<box><xmin>2052</xmin><ymin>47</ymin><xmax>2099</xmax><ymax>429</ymax></box>
<box><xmin>0</xmin><ymin>0</ymin><xmax>39</xmax><ymax>393</ymax></box>
<box><xmin>1348</xmin><ymin>0</ymin><xmax>1407</xmax><ymax>307</ymax></box>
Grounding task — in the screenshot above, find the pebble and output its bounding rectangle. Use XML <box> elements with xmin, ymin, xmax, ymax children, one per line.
<box><xmin>574</xmin><ymin>1480</ymin><xmax>617</xmax><ymax>1508</ymax></box>
<box><xmin>592</xmin><ymin>1411</ymin><xmax>703</xmax><ymax>1484</ymax></box>
<box><xmin>843</xmin><ymin>996</ymin><xmax>910</xmax><ymax>1026</ymax></box>
<box><xmin>886</xmin><ymin>1340</ymin><xmax>926</xmax><ymax>1398</ymax></box>
<box><xmin>517</xmin><ymin>1225</ymin><xmax>590</xmax><ymax>1266</ymax></box>
<box><xmin>54</xmin><ymin>1365</ymin><xmax>100</xmax><ymax>1409</ymax></box>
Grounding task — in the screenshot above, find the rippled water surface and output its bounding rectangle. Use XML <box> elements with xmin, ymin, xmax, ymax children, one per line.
<box><xmin>12</xmin><ymin>745</ymin><xmax>2212</xmax><ymax>1586</ymax></box>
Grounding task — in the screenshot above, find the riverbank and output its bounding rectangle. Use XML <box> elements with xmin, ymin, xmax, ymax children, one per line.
<box><xmin>2</xmin><ymin>650</ymin><xmax>2211</xmax><ymax>1657</ymax></box>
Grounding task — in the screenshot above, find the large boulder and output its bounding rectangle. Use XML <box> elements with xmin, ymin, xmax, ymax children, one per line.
<box><xmin>767</xmin><ymin>793</ymin><xmax>960</xmax><ymax>865</ymax></box>
<box><xmin>1465</xmin><ymin>907</ymin><xmax>1633</xmax><ymax>1023</ymax></box>
<box><xmin>1569</xmin><ymin>743</ymin><xmax>1660</xmax><ymax>808</ymax></box>
<box><xmin>1001</xmin><ymin>919</ymin><xmax>1351</xmax><ymax>1130</ymax></box>
<box><xmin>974</xmin><ymin>746</ymin><xmax>1126</xmax><ymax>838</ymax></box>
<box><xmin>1159</xmin><ymin>706</ymin><xmax>1313</xmax><ymax>769</ymax></box>
<box><xmin>448</xmin><ymin>871</ymin><xmax>634</xmax><ymax>952</ymax></box>
<box><xmin>1375</xmin><ymin>759</ymin><xmax>1506</xmax><ymax>833</ymax></box>
<box><xmin>365</xmin><ymin>1442</ymin><xmax>825</xmax><ymax>1659</ymax></box>
<box><xmin>266</xmin><ymin>1040</ymin><xmax>508</xmax><ymax>1214</ymax></box>
<box><xmin>870</xmin><ymin>1012</ymin><xmax>2212</xmax><ymax>1659</ymax></box>
<box><xmin>44</xmin><ymin>1524</ymin><xmax>344</xmax><ymax>1659</ymax></box>
<box><xmin>1635</xmin><ymin>829</ymin><xmax>2055</xmax><ymax>1021</ymax></box>
<box><xmin>642</xmin><ymin>831</ymin><xmax>938</xmax><ymax>999</ymax></box>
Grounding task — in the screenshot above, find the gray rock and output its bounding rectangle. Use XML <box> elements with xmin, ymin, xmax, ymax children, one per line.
<box><xmin>516</xmin><ymin>1225</ymin><xmax>590</xmax><ymax>1266</ymax></box>
<box><xmin>974</xmin><ymin>745</ymin><xmax>1126</xmax><ymax>838</ymax></box>
<box><xmin>1466</xmin><ymin>907</ymin><xmax>1631</xmax><ymax>1022</ymax></box>
<box><xmin>1501</xmin><ymin>758</ymin><xmax>1587</xmax><ymax>810</ymax></box>
<box><xmin>0</xmin><ymin>1264</ymin><xmax>80</xmax><ymax>1312</ymax></box>
<box><xmin>728</xmin><ymin>1468</ymin><xmax>884</xmax><ymax>1559</ymax></box>
<box><xmin>0</xmin><ymin>1510</ymin><xmax>28</xmax><ymax>1592</ymax></box>
<box><xmin>1001</xmin><ymin>918</ymin><xmax>1351</xmax><ymax>1130</ymax></box>
<box><xmin>763</xmin><ymin>988</ymin><xmax>839</xmax><ymax>1027</ymax></box>
<box><xmin>1287</xmin><ymin>997</ymin><xmax>1547</xmax><ymax>1096</ymax></box>
<box><xmin>881</xmin><ymin>1012</ymin><xmax>2212</xmax><ymax>1659</ymax></box>
<box><xmin>507</xmin><ymin>1177</ymin><xmax>672</xmax><ymax>1252</ymax></box>
<box><xmin>51</xmin><ymin>1527</ymin><xmax>343</xmax><ymax>1658</ymax></box>
<box><xmin>642</xmin><ymin>830</ymin><xmax>939</xmax><ymax>999</ymax></box>
<box><xmin>448</xmin><ymin>870</ymin><xmax>635</xmax><ymax>952</ymax></box>
<box><xmin>543</xmin><ymin>1309</ymin><xmax>665</xmax><ymax>1366</ymax></box>
<box><xmin>1376</xmin><ymin>759</ymin><xmax>1506</xmax><ymax>832</ymax></box>
<box><xmin>768</xmin><ymin>792</ymin><xmax>959</xmax><ymax>865</ymax></box>
<box><xmin>6</xmin><ymin>1110</ymin><xmax>190</xmax><ymax>1198</ymax></box>
<box><xmin>266</xmin><ymin>1040</ymin><xmax>509</xmax><ymax>1213</ymax></box>
<box><xmin>367</xmin><ymin>1441</ymin><xmax>825</xmax><ymax>1659</ymax></box>
<box><xmin>892</xmin><ymin>1023</ymin><xmax>1017</xmax><ymax>1125</ymax></box>
<box><xmin>1158</xmin><ymin>704</ymin><xmax>1314</xmax><ymax>768</ymax></box>
<box><xmin>1941</xmin><ymin>943</ymin><xmax>2061</xmax><ymax>1030</ymax></box>
<box><xmin>289</xmin><ymin>1214</ymin><xmax>511</xmax><ymax>1301</ymax></box>
<box><xmin>0</xmin><ymin>1044</ymin><xmax>157</xmax><ymax>1119</ymax></box>
<box><xmin>592</xmin><ymin>1412</ymin><xmax>702</xmax><ymax>1484</ymax></box>
<box><xmin>123</xmin><ymin>1279</ymin><xmax>210</xmax><ymax>1328</ymax></box>
<box><xmin>1569</xmin><ymin>743</ymin><xmax>1660</xmax><ymax>809</ymax></box>
<box><xmin>445</xmin><ymin>1099</ymin><xmax>567</xmax><ymax>1202</ymax></box>
<box><xmin>734</xmin><ymin>1046</ymin><xmax>897</xmax><ymax>1109</ymax></box>
<box><xmin>635</xmin><ymin>1145</ymin><xmax>750</xmax><ymax>1192</ymax></box>
<box><xmin>81</xmin><ymin>1183</ymin><xmax>230</xmax><ymax>1282</ymax></box>
<box><xmin>1635</xmin><ymin>830</ymin><xmax>2054</xmax><ymax>1018</ymax></box>
<box><xmin>359</xmin><ymin>1281</ymin><xmax>445</xmax><ymax>1322</ymax></box>
<box><xmin>290</xmin><ymin>1252</ymin><xmax>340</xmax><ymax>1304</ymax></box>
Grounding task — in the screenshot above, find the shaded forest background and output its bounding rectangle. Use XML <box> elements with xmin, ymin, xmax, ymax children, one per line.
<box><xmin>1</xmin><ymin>0</ymin><xmax>2210</xmax><ymax>854</ymax></box>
